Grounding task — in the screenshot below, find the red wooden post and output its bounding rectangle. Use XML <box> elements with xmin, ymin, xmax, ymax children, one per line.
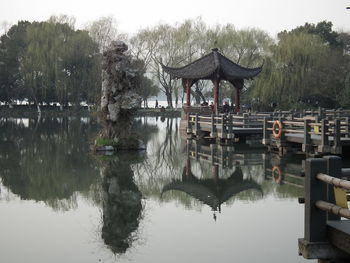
<box><xmin>213</xmin><ymin>79</ymin><xmax>219</xmax><ymax>113</ymax></box>
<box><xmin>186</xmin><ymin>80</ymin><xmax>191</xmax><ymax>106</ymax></box>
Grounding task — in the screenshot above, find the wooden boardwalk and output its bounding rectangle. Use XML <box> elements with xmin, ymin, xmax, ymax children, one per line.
<box><xmin>186</xmin><ymin>113</ymin><xmax>264</xmax><ymax>141</ymax></box>
<box><xmin>263</xmin><ymin>117</ymin><xmax>350</xmax><ymax>155</ymax></box>
<box><xmin>184</xmin><ymin>108</ymin><xmax>350</xmax><ymax>155</ymax></box>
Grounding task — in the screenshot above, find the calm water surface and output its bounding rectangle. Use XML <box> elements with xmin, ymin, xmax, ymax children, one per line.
<box><xmin>0</xmin><ymin>116</ymin><xmax>316</xmax><ymax>263</ymax></box>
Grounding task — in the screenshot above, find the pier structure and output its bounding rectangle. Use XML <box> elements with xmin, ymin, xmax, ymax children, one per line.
<box><xmin>299</xmin><ymin>156</ymin><xmax>350</xmax><ymax>261</ymax></box>
<box><xmin>262</xmin><ymin>113</ymin><xmax>350</xmax><ymax>155</ymax></box>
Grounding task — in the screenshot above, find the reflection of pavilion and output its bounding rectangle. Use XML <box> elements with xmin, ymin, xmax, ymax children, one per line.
<box><xmin>162</xmin><ymin>158</ymin><xmax>262</xmax><ymax>214</ymax></box>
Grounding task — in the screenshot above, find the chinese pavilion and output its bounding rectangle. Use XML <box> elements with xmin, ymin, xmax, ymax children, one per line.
<box><xmin>162</xmin><ymin>48</ymin><xmax>262</xmax><ymax>113</ymax></box>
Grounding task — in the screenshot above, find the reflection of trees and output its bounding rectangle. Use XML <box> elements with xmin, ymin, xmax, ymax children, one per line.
<box><xmin>100</xmin><ymin>153</ymin><xmax>144</xmax><ymax>255</ymax></box>
<box><xmin>132</xmin><ymin>118</ymin><xmax>304</xmax><ymax>208</ymax></box>
<box><xmin>0</xmin><ymin>117</ymin><xmax>100</xmax><ymax>210</ymax></box>
<box><xmin>134</xmin><ymin>117</ymin><xmax>186</xmax><ymax>196</ymax></box>
<box><xmin>132</xmin><ymin>116</ymin><xmax>158</xmax><ymax>144</ymax></box>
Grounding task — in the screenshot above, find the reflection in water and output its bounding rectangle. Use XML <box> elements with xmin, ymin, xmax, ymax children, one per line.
<box><xmin>0</xmin><ymin>117</ymin><xmax>99</xmax><ymax>210</ymax></box>
<box><xmin>154</xmin><ymin>138</ymin><xmax>305</xmax><ymax>212</ymax></box>
<box><xmin>0</xmin><ymin>116</ymin><xmax>311</xmax><ymax>262</ymax></box>
<box><xmin>162</xmin><ymin>156</ymin><xmax>263</xmax><ymax>217</ymax></box>
<box><xmin>100</xmin><ymin>153</ymin><xmax>144</xmax><ymax>254</ymax></box>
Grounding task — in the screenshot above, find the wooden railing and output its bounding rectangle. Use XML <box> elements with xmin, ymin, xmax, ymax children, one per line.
<box><xmin>187</xmin><ymin>113</ymin><xmax>265</xmax><ymax>138</ymax></box>
<box><xmin>263</xmin><ymin>117</ymin><xmax>350</xmax><ymax>154</ymax></box>
<box><xmin>185</xmin><ymin>108</ymin><xmax>350</xmax><ymax>144</ymax></box>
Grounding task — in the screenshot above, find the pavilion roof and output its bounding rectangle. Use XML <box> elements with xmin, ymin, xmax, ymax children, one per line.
<box><xmin>161</xmin><ymin>48</ymin><xmax>263</xmax><ymax>81</ymax></box>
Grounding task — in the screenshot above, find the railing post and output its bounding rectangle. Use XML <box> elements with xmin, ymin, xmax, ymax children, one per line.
<box><xmin>187</xmin><ymin>114</ymin><xmax>192</xmax><ymax>134</ymax></box>
<box><xmin>304</xmin><ymin>158</ymin><xmax>328</xmax><ymax>242</ymax></box>
<box><xmin>345</xmin><ymin>117</ymin><xmax>349</xmax><ymax>138</ymax></box>
<box><xmin>303</xmin><ymin>119</ymin><xmax>312</xmax><ymax>153</ymax></box>
<box><xmin>211</xmin><ymin>114</ymin><xmax>217</xmax><ymax>138</ymax></box>
<box><xmin>195</xmin><ymin>113</ymin><xmax>199</xmax><ymax>137</ymax></box>
<box><xmin>336</xmin><ymin>108</ymin><xmax>341</xmax><ymax>118</ymax></box>
<box><xmin>227</xmin><ymin>113</ymin><xmax>233</xmax><ymax>139</ymax></box>
<box><xmin>221</xmin><ymin>115</ymin><xmax>226</xmax><ymax>139</ymax></box>
<box><xmin>323</xmin><ymin>155</ymin><xmax>342</xmax><ymax>220</ymax></box>
<box><xmin>318</xmin><ymin>107</ymin><xmax>324</xmax><ymax>120</ymax></box>
<box><xmin>333</xmin><ymin>119</ymin><xmax>341</xmax><ymax>154</ymax></box>
<box><xmin>243</xmin><ymin>113</ymin><xmax>248</xmax><ymax>128</ymax></box>
<box><xmin>262</xmin><ymin>117</ymin><xmax>270</xmax><ymax>145</ymax></box>
<box><xmin>318</xmin><ymin>119</ymin><xmax>329</xmax><ymax>153</ymax></box>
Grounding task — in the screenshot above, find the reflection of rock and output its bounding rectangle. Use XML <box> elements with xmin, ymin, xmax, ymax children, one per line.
<box><xmin>101</xmin><ymin>153</ymin><xmax>144</xmax><ymax>254</ymax></box>
<box><xmin>97</xmin><ymin>40</ymin><xmax>143</xmax><ymax>151</ymax></box>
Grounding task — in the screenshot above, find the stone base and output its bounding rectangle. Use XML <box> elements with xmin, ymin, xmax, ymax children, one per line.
<box><xmin>298</xmin><ymin>238</ymin><xmax>350</xmax><ymax>260</ymax></box>
<box><xmin>94</xmin><ymin>138</ymin><xmax>146</xmax><ymax>154</ymax></box>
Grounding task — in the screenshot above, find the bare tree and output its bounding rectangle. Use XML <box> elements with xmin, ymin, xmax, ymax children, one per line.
<box><xmin>85</xmin><ymin>16</ymin><xmax>127</xmax><ymax>52</ymax></box>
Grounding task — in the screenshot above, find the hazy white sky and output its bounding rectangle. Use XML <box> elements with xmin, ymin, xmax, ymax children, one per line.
<box><xmin>1</xmin><ymin>0</ymin><xmax>350</xmax><ymax>36</ymax></box>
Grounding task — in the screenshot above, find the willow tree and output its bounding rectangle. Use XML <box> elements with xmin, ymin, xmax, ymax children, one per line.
<box><xmin>130</xmin><ymin>18</ymin><xmax>272</xmax><ymax>107</ymax></box>
<box><xmin>0</xmin><ymin>21</ymin><xmax>30</xmax><ymax>103</ymax></box>
<box><xmin>252</xmin><ymin>32</ymin><xmax>330</xmax><ymax>109</ymax></box>
<box><xmin>216</xmin><ymin>25</ymin><xmax>272</xmax><ymax>103</ymax></box>
<box><xmin>20</xmin><ymin>19</ymin><xmax>99</xmax><ymax>108</ymax></box>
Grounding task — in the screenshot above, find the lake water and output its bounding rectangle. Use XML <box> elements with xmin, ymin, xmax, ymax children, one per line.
<box><xmin>0</xmin><ymin>116</ymin><xmax>316</xmax><ymax>263</ymax></box>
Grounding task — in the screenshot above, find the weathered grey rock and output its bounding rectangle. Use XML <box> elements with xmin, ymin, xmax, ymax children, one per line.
<box><xmin>96</xmin><ymin>40</ymin><xmax>145</xmax><ymax>151</ymax></box>
<box><xmin>107</xmin><ymin>103</ymin><xmax>119</xmax><ymax>122</ymax></box>
<box><xmin>101</xmin><ymin>40</ymin><xmax>141</xmax><ymax>118</ymax></box>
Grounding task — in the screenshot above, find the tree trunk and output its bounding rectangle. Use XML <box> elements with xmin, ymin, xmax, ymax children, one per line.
<box><xmin>192</xmin><ymin>90</ymin><xmax>201</xmax><ymax>105</ymax></box>
<box><xmin>166</xmin><ymin>90</ymin><xmax>173</xmax><ymax>108</ymax></box>
<box><xmin>193</xmin><ymin>83</ymin><xmax>205</xmax><ymax>104</ymax></box>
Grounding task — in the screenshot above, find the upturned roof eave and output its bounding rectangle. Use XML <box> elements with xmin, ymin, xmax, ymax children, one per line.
<box><xmin>161</xmin><ymin>49</ymin><xmax>263</xmax><ymax>81</ymax></box>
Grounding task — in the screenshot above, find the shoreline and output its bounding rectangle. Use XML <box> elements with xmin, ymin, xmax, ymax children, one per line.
<box><xmin>0</xmin><ymin>106</ymin><xmax>182</xmax><ymax>118</ymax></box>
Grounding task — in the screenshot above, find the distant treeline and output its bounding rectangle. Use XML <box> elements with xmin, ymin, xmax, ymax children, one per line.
<box><xmin>0</xmin><ymin>17</ymin><xmax>100</xmax><ymax>107</ymax></box>
<box><xmin>0</xmin><ymin>16</ymin><xmax>349</xmax><ymax>110</ymax></box>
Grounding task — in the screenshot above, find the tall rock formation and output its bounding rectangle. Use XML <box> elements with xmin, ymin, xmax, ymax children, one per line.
<box><xmin>97</xmin><ymin>40</ymin><xmax>143</xmax><ymax>150</ymax></box>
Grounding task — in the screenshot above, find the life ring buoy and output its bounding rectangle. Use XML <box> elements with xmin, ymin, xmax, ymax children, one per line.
<box><xmin>272</xmin><ymin>166</ymin><xmax>282</xmax><ymax>184</ymax></box>
<box><xmin>272</xmin><ymin>120</ymin><xmax>283</xmax><ymax>139</ymax></box>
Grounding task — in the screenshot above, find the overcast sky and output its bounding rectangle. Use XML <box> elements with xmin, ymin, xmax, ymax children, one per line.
<box><xmin>1</xmin><ymin>0</ymin><xmax>350</xmax><ymax>37</ymax></box>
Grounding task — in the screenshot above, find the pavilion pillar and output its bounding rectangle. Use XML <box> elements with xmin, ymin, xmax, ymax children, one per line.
<box><xmin>235</xmin><ymin>87</ymin><xmax>240</xmax><ymax>113</ymax></box>
<box><xmin>185</xmin><ymin>80</ymin><xmax>191</xmax><ymax>106</ymax></box>
<box><xmin>213</xmin><ymin>79</ymin><xmax>220</xmax><ymax>113</ymax></box>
